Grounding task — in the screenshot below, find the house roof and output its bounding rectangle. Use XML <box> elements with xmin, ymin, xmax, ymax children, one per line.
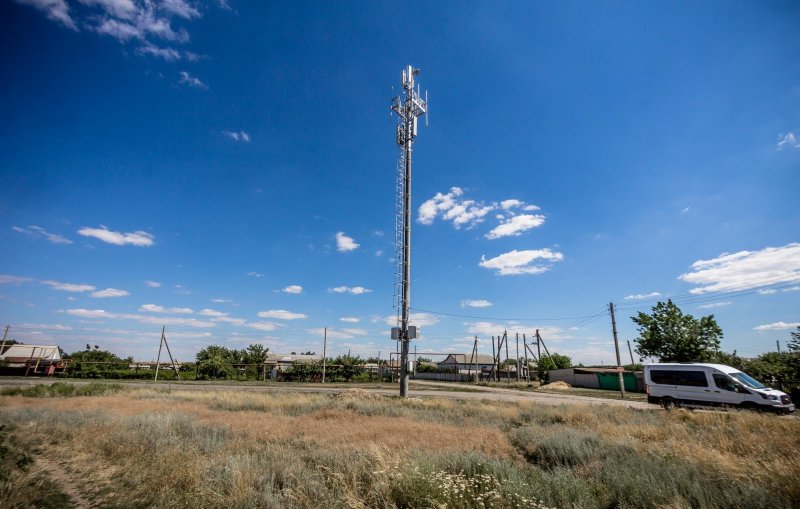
<box><xmin>439</xmin><ymin>353</ymin><xmax>495</xmax><ymax>365</ymax></box>
<box><xmin>0</xmin><ymin>344</ymin><xmax>61</xmax><ymax>361</ymax></box>
<box><xmin>263</xmin><ymin>353</ymin><xmax>321</xmax><ymax>364</ymax></box>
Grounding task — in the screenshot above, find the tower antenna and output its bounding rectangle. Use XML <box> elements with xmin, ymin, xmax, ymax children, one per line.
<box><xmin>390</xmin><ymin>65</ymin><xmax>428</xmax><ymax>398</ymax></box>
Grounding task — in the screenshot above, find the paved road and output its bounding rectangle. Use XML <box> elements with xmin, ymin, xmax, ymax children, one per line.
<box><xmin>0</xmin><ymin>378</ymin><xmax>653</xmax><ymax>409</ymax></box>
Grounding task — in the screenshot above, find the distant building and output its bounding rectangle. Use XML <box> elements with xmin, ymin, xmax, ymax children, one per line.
<box><xmin>0</xmin><ymin>344</ymin><xmax>64</xmax><ymax>376</ymax></box>
<box><xmin>437</xmin><ymin>353</ymin><xmax>496</xmax><ymax>373</ymax></box>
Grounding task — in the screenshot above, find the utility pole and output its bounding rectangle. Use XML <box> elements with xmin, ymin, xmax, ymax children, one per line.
<box><xmin>0</xmin><ymin>325</ymin><xmax>9</xmax><ymax>355</ymax></box>
<box><xmin>627</xmin><ymin>340</ymin><xmax>635</xmax><ymax>367</ymax></box>
<box><xmin>515</xmin><ymin>333</ymin><xmax>520</xmax><ymax>382</ymax></box>
<box><xmin>505</xmin><ymin>330</ymin><xmax>510</xmax><ymax>383</ymax></box>
<box><xmin>777</xmin><ymin>340</ymin><xmax>781</xmax><ymax>353</ymax></box>
<box><xmin>491</xmin><ymin>335</ymin><xmax>496</xmax><ymax>382</ymax></box>
<box><xmin>322</xmin><ymin>327</ymin><xmax>327</xmax><ymax>383</ymax></box>
<box><xmin>391</xmin><ymin>65</ymin><xmax>428</xmax><ymax>398</ymax></box>
<box><xmin>473</xmin><ymin>336</ymin><xmax>479</xmax><ymax>383</ymax></box>
<box><xmin>609</xmin><ymin>303</ymin><xmax>625</xmax><ymax>399</ymax></box>
<box><xmin>523</xmin><ymin>333</ymin><xmax>529</xmax><ymax>382</ymax></box>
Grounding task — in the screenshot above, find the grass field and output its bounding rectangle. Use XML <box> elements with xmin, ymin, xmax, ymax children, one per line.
<box><xmin>1</xmin><ymin>382</ymin><xmax>797</xmax><ymax>508</ymax></box>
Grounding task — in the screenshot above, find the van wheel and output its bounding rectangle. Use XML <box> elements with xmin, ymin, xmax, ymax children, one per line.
<box><xmin>662</xmin><ymin>397</ymin><xmax>677</xmax><ymax>410</ymax></box>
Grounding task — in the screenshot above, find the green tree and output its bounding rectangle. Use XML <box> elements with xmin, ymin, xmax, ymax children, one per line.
<box><xmin>537</xmin><ymin>353</ymin><xmax>571</xmax><ymax>381</ymax></box>
<box><xmin>788</xmin><ymin>326</ymin><xmax>800</xmax><ymax>353</ymax></box>
<box><xmin>632</xmin><ymin>300</ymin><xmax>722</xmax><ymax>362</ymax></box>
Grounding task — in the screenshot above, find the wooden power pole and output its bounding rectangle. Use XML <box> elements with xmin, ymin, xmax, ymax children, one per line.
<box><xmin>609</xmin><ymin>303</ymin><xmax>625</xmax><ymax>399</ymax></box>
<box><xmin>322</xmin><ymin>327</ymin><xmax>327</xmax><ymax>383</ymax></box>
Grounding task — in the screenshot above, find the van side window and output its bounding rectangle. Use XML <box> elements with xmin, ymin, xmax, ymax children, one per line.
<box><xmin>650</xmin><ymin>369</ymin><xmax>708</xmax><ymax>387</ymax></box>
<box><xmin>713</xmin><ymin>374</ymin><xmax>737</xmax><ymax>392</ymax></box>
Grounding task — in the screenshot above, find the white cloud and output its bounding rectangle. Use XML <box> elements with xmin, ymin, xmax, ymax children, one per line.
<box><xmin>335</xmin><ymin>232</ymin><xmax>359</xmax><ymax>252</ymax></box>
<box><xmin>383</xmin><ymin>312</ymin><xmax>440</xmax><ymax>327</ymax></box>
<box><xmin>419</xmin><ymin>188</ymin><xmax>542</xmax><ymax>232</ymax></box>
<box><xmin>66</xmin><ymin>308</ymin><xmax>215</xmax><ymax>328</ymax></box>
<box><xmin>41</xmin><ymin>280</ymin><xmax>95</xmax><ymax>292</ymax></box>
<box><xmin>211</xmin><ymin>297</ymin><xmax>233</xmax><ymax>303</ymax></box>
<box><xmin>247</xmin><ymin>272</ymin><xmax>264</xmax><ymax>278</ymax></box>
<box><xmin>485</xmin><ymin>214</ymin><xmax>545</xmax><ymax>240</ymax></box>
<box><xmin>12</xmin><ymin>225</ymin><xmax>72</xmax><ymax>244</ymax></box>
<box><xmin>624</xmin><ymin>292</ymin><xmax>661</xmax><ymax>300</ymax></box>
<box><xmin>143</xmin><ymin>280</ymin><xmax>162</xmax><ymax>288</ymax></box>
<box><xmin>16</xmin><ymin>0</ymin><xmax>77</xmax><ymax>30</ymax></box>
<box><xmin>461</xmin><ymin>299</ymin><xmax>492</xmax><ymax>308</ymax></box>
<box><xmin>697</xmin><ymin>302</ymin><xmax>732</xmax><ymax>309</ymax></box>
<box><xmin>328</xmin><ymin>286</ymin><xmax>372</xmax><ymax>295</ymax></box>
<box><xmin>465</xmin><ymin>321</ymin><xmax>565</xmax><ymax>340</ymax></box>
<box><xmin>0</xmin><ymin>275</ymin><xmax>34</xmax><ymax>285</ymax></box>
<box><xmin>679</xmin><ymin>243</ymin><xmax>800</xmax><ymax>294</ymax></box>
<box><xmin>178</xmin><ymin>71</ymin><xmax>208</xmax><ymax>89</ymax></box>
<box><xmin>776</xmin><ymin>132</ymin><xmax>800</xmax><ymax>150</ymax></box>
<box><xmin>257</xmin><ymin>309</ymin><xmax>307</xmax><ymax>320</ymax></box>
<box><xmin>246</xmin><ymin>321</ymin><xmax>280</xmax><ymax>332</ymax></box>
<box><xmin>78</xmin><ymin>226</ymin><xmax>154</xmax><ymax>246</ymax></box>
<box><xmin>757</xmin><ymin>289</ymin><xmax>777</xmax><ymax>295</ymax></box>
<box><xmin>139</xmin><ymin>304</ymin><xmax>193</xmax><ymax>314</ymax></box>
<box><xmin>198</xmin><ymin>308</ymin><xmax>227</xmax><ymax>317</ymax></box>
<box><xmin>160</xmin><ymin>0</ymin><xmax>201</xmax><ymax>19</ymax></box>
<box><xmin>753</xmin><ymin>321</ymin><xmax>800</xmax><ymax>332</ymax></box>
<box><xmin>783</xmin><ymin>286</ymin><xmax>800</xmax><ymax>293</ymax></box>
<box><xmin>282</xmin><ymin>285</ymin><xmax>303</xmax><ymax>294</ymax></box>
<box><xmin>339</xmin><ymin>317</ymin><xmax>360</xmax><ymax>323</ymax></box>
<box><xmin>222</xmin><ymin>130</ymin><xmax>251</xmax><ymax>142</ymax></box>
<box><xmin>91</xmin><ymin>288</ymin><xmax>129</xmax><ymax>298</ymax></box>
<box><xmin>211</xmin><ymin>316</ymin><xmax>246</xmax><ymax>326</ymax></box>
<box><xmin>479</xmin><ymin>249</ymin><xmax>564</xmax><ymax>276</ymax></box>
<box><xmin>306</xmin><ymin>327</ymin><xmax>360</xmax><ymax>340</ymax></box>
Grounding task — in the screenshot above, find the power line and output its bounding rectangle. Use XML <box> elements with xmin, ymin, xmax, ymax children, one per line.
<box><xmin>409</xmin><ymin>306</ymin><xmax>608</xmax><ymax>322</ymax></box>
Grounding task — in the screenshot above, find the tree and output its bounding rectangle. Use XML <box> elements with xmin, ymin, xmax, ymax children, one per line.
<box><xmin>632</xmin><ymin>300</ymin><xmax>722</xmax><ymax>362</ymax></box>
<box><xmin>537</xmin><ymin>353</ymin><xmax>571</xmax><ymax>381</ymax></box>
<box><xmin>788</xmin><ymin>326</ymin><xmax>800</xmax><ymax>353</ymax></box>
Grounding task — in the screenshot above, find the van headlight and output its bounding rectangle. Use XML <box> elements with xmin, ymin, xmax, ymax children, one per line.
<box><xmin>768</xmin><ymin>395</ymin><xmax>779</xmax><ymax>401</ymax></box>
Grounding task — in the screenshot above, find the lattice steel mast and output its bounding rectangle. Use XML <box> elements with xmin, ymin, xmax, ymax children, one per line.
<box><xmin>391</xmin><ymin>66</ymin><xmax>427</xmax><ymax>398</ymax></box>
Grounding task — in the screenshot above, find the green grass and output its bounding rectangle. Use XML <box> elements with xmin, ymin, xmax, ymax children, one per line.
<box><xmin>0</xmin><ymin>381</ymin><xmax>125</xmax><ymax>397</ymax></box>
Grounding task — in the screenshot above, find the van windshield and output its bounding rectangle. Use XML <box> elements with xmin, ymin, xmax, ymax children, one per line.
<box><xmin>730</xmin><ymin>372</ymin><xmax>766</xmax><ymax>389</ymax></box>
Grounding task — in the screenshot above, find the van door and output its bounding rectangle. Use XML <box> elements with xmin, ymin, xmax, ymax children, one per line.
<box><xmin>711</xmin><ymin>373</ymin><xmax>744</xmax><ymax>406</ymax></box>
<box><xmin>675</xmin><ymin>370</ymin><xmax>711</xmax><ymax>404</ymax></box>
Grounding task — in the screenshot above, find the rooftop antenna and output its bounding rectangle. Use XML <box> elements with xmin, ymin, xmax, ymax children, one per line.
<box><xmin>390</xmin><ymin>65</ymin><xmax>428</xmax><ymax>398</ymax></box>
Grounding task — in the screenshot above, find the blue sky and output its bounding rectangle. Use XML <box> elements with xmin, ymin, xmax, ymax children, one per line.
<box><xmin>1</xmin><ymin>0</ymin><xmax>799</xmax><ymax>364</ymax></box>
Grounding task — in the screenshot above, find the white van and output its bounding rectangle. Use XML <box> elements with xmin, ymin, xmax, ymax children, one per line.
<box><xmin>644</xmin><ymin>363</ymin><xmax>794</xmax><ymax>413</ymax></box>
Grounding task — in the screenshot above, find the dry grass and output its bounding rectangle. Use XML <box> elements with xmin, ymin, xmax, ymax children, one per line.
<box><xmin>1</xmin><ymin>385</ymin><xmax>797</xmax><ymax>508</ymax></box>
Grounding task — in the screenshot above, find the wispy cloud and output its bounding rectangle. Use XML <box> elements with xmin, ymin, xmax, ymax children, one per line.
<box><xmin>247</xmin><ymin>272</ymin><xmax>264</xmax><ymax>278</ymax></box>
<box><xmin>383</xmin><ymin>312</ymin><xmax>440</xmax><ymax>327</ymax></box>
<box><xmin>12</xmin><ymin>225</ymin><xmax>72</xmax><ymax>244</ymax></box>
<box><xmin>78</xmin><ymin>226</ymin><xmax>154</xmax><ymax>246</ymax></box>
<box><xmin>697</xmin><ymin>301</ymin><xmax>732</xmax><ymax>309</ymax></box>
<box><xmin>0</xmin><ymin>275</ymin><xmax>34</xmax><ymax>285</ymax></box>
<box><xmin>139</xmin><ymin>304</ymin><xmax>193</xmax><ymax>314</ymax></box>
<box><xmin>753</xmin><ymin>321</ymin><xmax>800</xmax><ymax>332</ymax></box>
<box><xmin>257</xmin><ymin>309</ymin><xmax>307</xmax><ymax>320</ymax></box>
<box><xmin>306</xmin><ymin>327</ymin><xmax>365</xmax><ymax>340</ymax></box>
<box><xmin>41</xmin><ymin>280</ymin><xmax>95</xmax><ymax>292</ymax></box>
<box><xmin>282</xmin><ymin>285</ymin><xmax>303</xmax><ymax>294</ymax></box>
<box><xmin>211</xmin><ymin>297</ymin><xmax>233</xmax><ymax>303</ymax></box>
<box><xmin>198</xmin><ymin>308</ymin><xmax>227</xmax><ymax>317</ymax></box>
<box><xmin>178</xmin><ymin>71</ymin><xmax>208</xmax><ymax>89</ymax></box>
<box><xmin>223</xmin><ymin>130</ymin><xmax>251</xmax><ymax>142</ymax></box>
<box><xmin>143</xmin><ymin>280</ymin><xmax>162</xmax><ymax>288</ymax></box>
<box><xmin>461</xmin><ymin>299</ymin><xmax>492</xmax><ymax>308</ymax></box>
<box><xmin>15</xmin><ymin>0</ymin><xmax>77</xmax><ymax>30</ymax></box>
<box><xmin>485</xmin><ymin>214</ymin><xmax>545</xmax><ymax>239</ymax></box>
<box><xmin>67</xmin><ymin>308</ymin><xmax>216</xmax><ymax>328</ymax></box>
<box><xmin>479</xmin><ymin>249</ymin><xmax>564</xmax><ymax>276</ymax></box>
<box><xmin>776</xmin><ymin>131</ymin><xmax>800</xmax><ymax>150</ymax></box>
<box><xmin>328</xmin><ymin>286</ymin><xmax>372</xmax><ymax>295</ymax></box>
<box><xmin>18</xmin><ymin>0</ymin><xmax>212</xmax><ymax>61</ymax></box>
<box><xmin>91</xmin><ymin>288</ymin><xmax>129</xmax><ymax>298</ymax></box>
<box><xmin>679</xmin><ymin>243</ymin><xmax>800</xmax><ymax>294</ymax></box>
<box><xmin>246</xmin><ymin>321</ymin><xmax>280</xmax><ymax>332</ymax></box>
<box><xmin>335</xmin><ymin>232</ymin><xmax>359</xmax><ymax>252</ymax></box>
<box><xmin>624</xmin><ymin>292</ymin><xmax>661</xmax><ymax>300</ymax></box>
<box><xmin>339</xmin><ymin>317</ymin><xmax>360</xmax><ymax>323</ymax></box>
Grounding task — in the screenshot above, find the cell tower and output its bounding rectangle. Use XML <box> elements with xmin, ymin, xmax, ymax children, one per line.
<box><xmin>391</xmin><ymin>65</ymin><xmax>428</xmax><ymax>398</ymax></box>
